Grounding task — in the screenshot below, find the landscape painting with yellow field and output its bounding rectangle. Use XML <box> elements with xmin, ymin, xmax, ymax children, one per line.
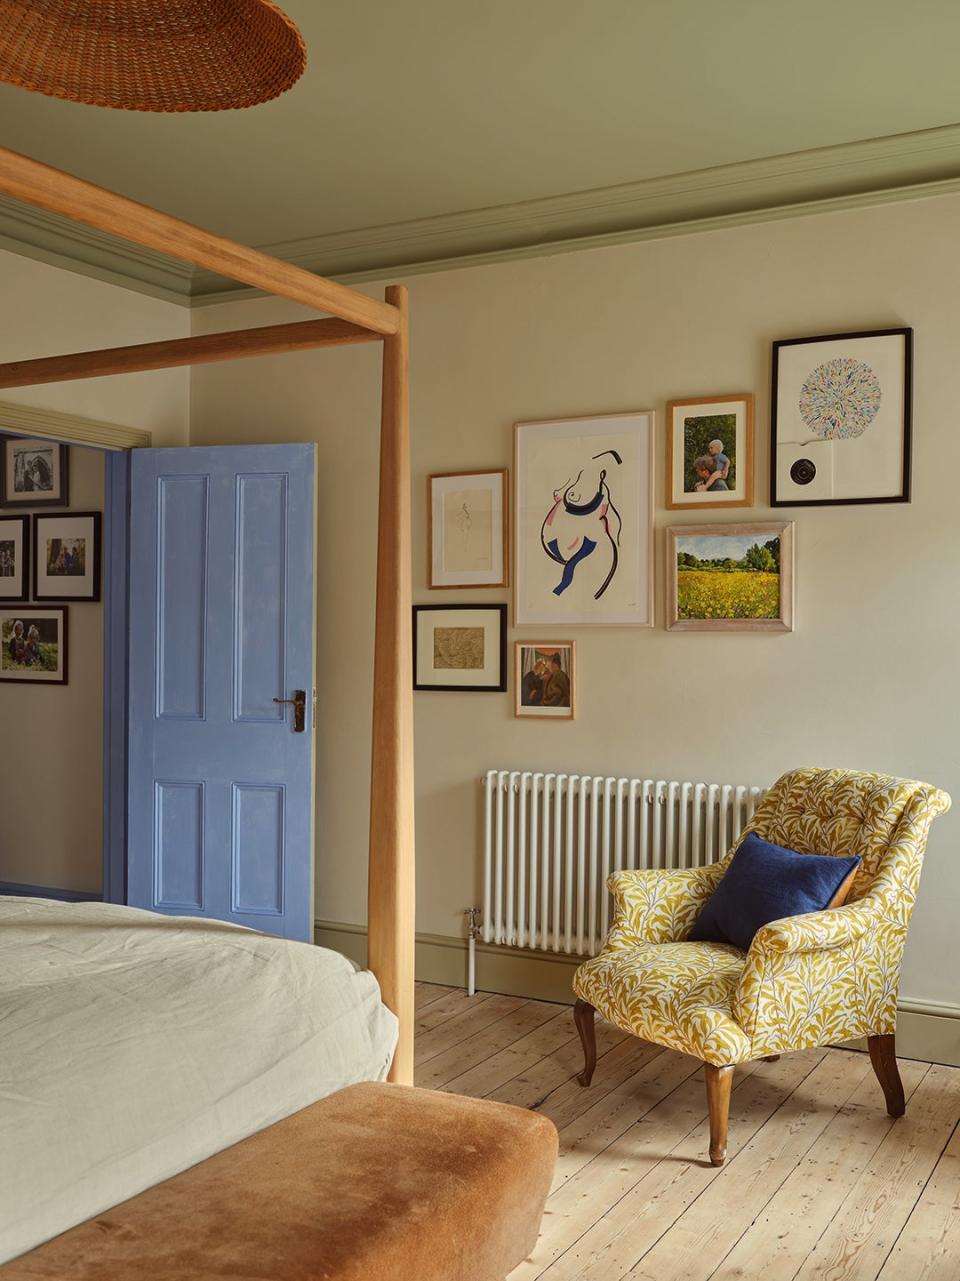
<box><xmin>667</xmin><ymin>524</ymin><xmax>794</xmax><ymax>632</ymax></box>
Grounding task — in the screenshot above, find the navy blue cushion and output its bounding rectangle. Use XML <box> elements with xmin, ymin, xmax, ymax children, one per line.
<box><xmin>688</xmin><ymin>831</ymin><xmax>861</xmax><ymax>953</ymax></box>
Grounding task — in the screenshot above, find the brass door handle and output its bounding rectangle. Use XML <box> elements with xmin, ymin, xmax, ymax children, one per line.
<box><xmin>273</xmin><ymin>689</ymin><xmax>306</xmax><ymax>733</ymax></box>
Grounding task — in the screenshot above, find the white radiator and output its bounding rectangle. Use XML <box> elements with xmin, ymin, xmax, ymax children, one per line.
<box><xmin>480</xmin><ymin>769</ymin><xmax>766</xmax><ymax>959</ymax></box>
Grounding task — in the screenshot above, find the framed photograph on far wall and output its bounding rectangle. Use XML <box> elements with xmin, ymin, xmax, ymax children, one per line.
<box><xmin>0</xmin><ymin>515</ymin><xmax>29</xmax><ymax>602</ymax></box>
<box><xmin>515</xmin><ymin>411</ymin><xmax>654</xmax><ymax>627</ymax></box>
<box><xmin>33</xmin><ymin>511</ymin><xmax>101</xmax><ymax>602</ymax></box>
<box><xmin>0</xmin><ymin>437</ymin><xmax>69</xmax><ymax>508</ymax></box>
<box><xmin>0</xmin><ymin>606</ymin><xmax>68</xmax><ymax>684</ymax></box>
<box><xmin>428</xmin><ymin>469</ymin><xmax>508</xmax><ymax>588</ymax></box>
<box><xmin>515</xmin><ymin>641</ymin><xmax>576</xmax><ymax>719</ymax></box>
<box><xmin>771</xmin><ymin>327</ymin><xmax>912</xmax><ymax>506</ymax></box>
<box><xmin>413</xmin><ymin>604</ymin><xmax>507</xmax><ymax>691</ymax></box>
<box><xmin>667</xmin><ymin>522</ymin><xmax>794</xmax><ymax>633</ymax></box>
<box><xmin>666</xmin><ymin>393</ymin><xmax>754</xmax><ymax>510</ymax></box>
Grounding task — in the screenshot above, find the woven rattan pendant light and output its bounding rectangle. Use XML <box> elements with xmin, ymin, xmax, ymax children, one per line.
<box><xmin>0</xmin><ymin>0</ymin><xmax>306</xmax><ymax>112</ymax></box>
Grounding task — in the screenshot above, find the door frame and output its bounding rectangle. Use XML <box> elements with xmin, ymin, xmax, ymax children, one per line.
<box><xmin>0</xmin><ymin>399</ymin><xmax>150</xmax><ymax>904</ymax></box>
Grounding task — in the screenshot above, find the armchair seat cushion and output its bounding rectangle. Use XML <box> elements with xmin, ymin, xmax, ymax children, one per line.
<box><xmin>573</xmin><ymin>941</ymin><xmax>752</xmax><ymax>1066</ymax></box>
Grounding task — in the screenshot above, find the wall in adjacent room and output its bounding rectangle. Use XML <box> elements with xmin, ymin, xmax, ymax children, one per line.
<box><xmin>0</xmin><ymin>445</ymin><xmax>104</xmax><ymax>893</ymax></box>
<box><xmin>0</xmin><ymin>248</ymin><xmax>190</xmax><ymax>443</ymax></box>
<box><xmin>189</xmin><ymin>192</ymin><xmax>960</xmax><ymax>1009</ymax></box>
<box><xmin>0</xmin><ymin>250</ymin><xmax>190</xmax><ymax>895</ymax></box>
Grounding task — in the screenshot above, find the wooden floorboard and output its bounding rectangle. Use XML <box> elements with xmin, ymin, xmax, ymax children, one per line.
<box><xmin>413</xmin><ymin>985</ymin><xmax>960</xmax><ymax>1281</ymax></box>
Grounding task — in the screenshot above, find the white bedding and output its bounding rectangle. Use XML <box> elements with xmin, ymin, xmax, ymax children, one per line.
<box><xmin>0</xmin><ymin>896</ymin><xmax>398</xmax><ymax>1264</ymax></box>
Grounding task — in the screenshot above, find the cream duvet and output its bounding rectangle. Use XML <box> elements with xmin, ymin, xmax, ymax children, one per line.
<box><xmin>0</xmin><ymin>896</ymin><xmax>398</xmax><ymax>1263</ymax></box>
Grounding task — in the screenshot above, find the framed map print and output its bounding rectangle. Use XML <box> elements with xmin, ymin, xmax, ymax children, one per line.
<box><xmin>412</xmin><ymin>604</ymin><xmax>507</xmax><ymax>691</ymax></box>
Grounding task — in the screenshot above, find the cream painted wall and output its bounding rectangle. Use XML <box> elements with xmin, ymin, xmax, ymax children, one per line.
<box><xmin>0</xmin><ymin>250</ymin><xmax>190</xmax><ymax>894</ymax></box>
<box><xmin>0</xmin><ymin>446</ymin><xmax>103</xmax><ymax>893</ymax></box>
<box><xmin>189</xmin><ymin>193</ymin><xmax>960</xmax><ymax>1009</ymax></box>
<box><xmin>0</xmin><ymin>247</ymin><xmax>190</xmax><ymax>443</ymax></box>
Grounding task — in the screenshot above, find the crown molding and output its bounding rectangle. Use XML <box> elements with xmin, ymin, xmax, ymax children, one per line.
<box><xmin>1</xmin><ymin>122</ymin><xmax>959</xmax><ymax>307</ymax></box>
<box><xmin>0</xmin><ymin>194</ymin><xmax>193</xmax><ymax>304</ymax></box>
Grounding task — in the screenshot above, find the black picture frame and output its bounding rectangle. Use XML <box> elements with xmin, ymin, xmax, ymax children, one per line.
<box><xmin>0</xmin><ymin>515</ymin><xmax>30</xmax><ymax>602</ymax></box>
<box><xmin>770</xmin><ymin>327</ymin><xmax>912</xmax><ymax>507</ymax></box>
<box><xmin>0</xmin><ymin>436</ymin><xmax>70</xmax><ymax>508</ymax></box>
<box><xmin>0</xmin><ymin>606</ymin><xmax>69</xmax><ymax>685</ymax></box>
<box><xmin>32</xmin><ymin>511</ymin><xmax>102</xmax><ymax>602</ymax></box>
<box><xmin>413</xmin><ymin>603</ymin><xmax>508</xmax><ymax>692</ymax></box>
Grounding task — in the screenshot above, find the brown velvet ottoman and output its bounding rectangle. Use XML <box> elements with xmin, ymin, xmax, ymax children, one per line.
<box><xmin>3</xmin><ymin>1083</ymin><xmax>558</xmax><ymax>1281</ymax></box>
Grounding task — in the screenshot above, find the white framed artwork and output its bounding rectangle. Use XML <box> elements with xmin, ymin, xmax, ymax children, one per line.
<box><xmin>514</xmin><ymin>411</ymin><xmax>654</xmax><ymax>626</ymax></box>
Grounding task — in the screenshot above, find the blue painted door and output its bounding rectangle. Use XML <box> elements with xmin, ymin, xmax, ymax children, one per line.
<box><xmin>127</xmin><ymin>444</ymin><xmax>316</xmax><ymax>941</ymax></box>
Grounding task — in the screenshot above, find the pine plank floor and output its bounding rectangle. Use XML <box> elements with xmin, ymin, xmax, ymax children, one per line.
<box><xmin>414</xmin><ymin>982</ymin><xmax>960</xmax><ymax>1281</ymax></box>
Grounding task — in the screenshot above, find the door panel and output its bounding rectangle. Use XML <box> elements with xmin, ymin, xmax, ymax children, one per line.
<box><xmin>128</xmin><ymin>444</ymin><xmax>316</xmax><ymax>941</ymax></box>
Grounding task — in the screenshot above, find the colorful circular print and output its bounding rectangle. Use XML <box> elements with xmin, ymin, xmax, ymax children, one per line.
<box><xmin>798</xmin><ymin>357</ymin><xmax>882</xmax><ymax>439</ymax></box>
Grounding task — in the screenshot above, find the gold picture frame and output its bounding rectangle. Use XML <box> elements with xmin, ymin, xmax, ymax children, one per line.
<box><xmin>665</xmin><ymin>393</ymin><xmax>754</xmax><ymax>511</ymax></box>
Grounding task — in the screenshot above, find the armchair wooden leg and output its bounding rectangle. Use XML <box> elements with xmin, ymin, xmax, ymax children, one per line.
<box><xmin>704</xmin><ymin>1064</ymin><xmax>734</xmax><ymax>1166</ymax></box>
<box><xmin>573</xmin><ymin>999</ymin><xmax>597</xmax><ymax>1087</ymax></box>
<box><xmin>867</xmin><ymin>1034</ymin><xmax>906</xmax><ymax>1118</ymax></box>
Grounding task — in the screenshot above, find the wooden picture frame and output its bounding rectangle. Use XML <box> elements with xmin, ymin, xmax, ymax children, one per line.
<box><xmin>428</xmin><ymin>469</ymin><xmax>508</xmax><ymax>588</ymax></box>
<box><xmin>0</xmin><ymin>436</ymin><xmax>69</xmax><ymax>508</ymax></box>
<box><xmin>515</xmin><ymin>640</ymin><xmax>576</xmax><ymax>719</ymax></box>
<box><xmin>33</xmin><ymin>511</ymin><xmax>102</xmax><ymax>602</ymax></box>
<box><xmin>413</xmin><ymin>604</ymin><xmax>507</xmax><ymax>691</ymax></box>
<box><xmin>0</xmin><ymin>514</ymin><xmax>29</xmax><ymax>602</ymax></box>
<box><xmin>0</xmin><ymin>605</ymin><xmax>69</xmax><ymax>683</ymax></box>
<box><xmin>514</xmin><ymin>411</ymin><xmax>654</xmax><ymax>627</ymax></box>
<box><xmin>771</xmin><ymin>327</ymin><xmax>912</xmax><ymax>506</ymax></box>
<box><xmin>667</xmin><ymin>522</ymin><xmax>794</xmax><ymax>632</ymax></box>
<box><xmin>666</xmin><ymin>393</ymin><xmax>754</xmax><ymax>510</ymax></box>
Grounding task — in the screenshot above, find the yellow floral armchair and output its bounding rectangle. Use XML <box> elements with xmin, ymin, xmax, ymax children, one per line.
<box><xmin>572</xmin><ymin>767</ymin><xmax>951</xmax><ymax>1165</ymax></box>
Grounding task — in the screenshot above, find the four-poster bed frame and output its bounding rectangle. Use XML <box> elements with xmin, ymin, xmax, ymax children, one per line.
<box><xmin>0</xmin><ymin>145</ymin><xmax>416</xmax><ymax>1084</ymax></box>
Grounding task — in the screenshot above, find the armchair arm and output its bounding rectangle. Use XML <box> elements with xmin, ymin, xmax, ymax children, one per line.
<box><xmin>733</xmin><ymin>897</ymin><xmax>889</xmax><ymax>1050</ymax></box>
<box><xmin>749</xmin><ymin>897</ymin><xmax>882</xmax><ymax>955</ymax></box>
<box><xmin>604</xmin><ymin>864</ymin><xmax>725</xmax><ymax>948</ymax></box>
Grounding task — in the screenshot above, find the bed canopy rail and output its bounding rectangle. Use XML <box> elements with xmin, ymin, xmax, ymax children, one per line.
<box><xmin>0</xmin><ymin>143</ymin><xmax>415</xmax><ymax>1084</ymax></box>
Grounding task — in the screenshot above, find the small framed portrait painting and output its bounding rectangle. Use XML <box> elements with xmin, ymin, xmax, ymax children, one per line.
<box><xmin>771</xmin><ymin>328</ymin><xmax>912</xmax><ymax>506</ymax></box>
<box><xmin>667</xmin><ymin>523</ymin><xmax>794</xmax><ymax>633</ymax></box>
<box><xmin>428</xmin><ymin>469</ymin><xmax>508</xmax><ymax>588</ymax></box>
<box><xmin>413</xmin><ymin>604</ymin><xmax>507</xmax><ymax>691</ymax></box>
<box><xmin>0</xmin><ymin>437</ymin><xmax>69</xmax><ymax>508</ymax></box>
<box><xmin>0</xmin><ymin>516</ymin><xmax>29</xmax><ymax>602</ymax></box>
<box><xmin>0</xmin><ymin>607</ymin><xmax>68</xmax><ymax>684</ymax></box>
<box><xmin>515</xmin><ymin>641</ymin><xmax>576</xmax><ymax>719</ymax></box>
<box><xmin>33</xmin><ymin>511</ymin><xmax>102</xmax><ymax>601</ymax></box>
<box><xmin>666</xmin><ymin>394</ymin><xmax>754</xmax><ymax>510</ymax></box>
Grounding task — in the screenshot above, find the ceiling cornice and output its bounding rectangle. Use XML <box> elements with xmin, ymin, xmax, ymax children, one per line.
<box><xmin>1</xmin><ymin>121</ymin><xmax>959</xmax><ymax>308</ymax></box>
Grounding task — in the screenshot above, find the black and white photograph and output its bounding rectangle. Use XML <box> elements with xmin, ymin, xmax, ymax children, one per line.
<box><xmin>0</xmin><ymin>437</ymin><xmax>70</xmax><ymax>508</ymax></box>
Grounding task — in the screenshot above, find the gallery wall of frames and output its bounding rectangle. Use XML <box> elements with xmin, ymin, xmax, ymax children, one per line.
<box><xmin>415</xmin><ymin>327</ymin><xmax>912</xmax><ymax>720</ymax></box>
<box><xmin>0</xmin><ymin>436</ymin><xmax>104</xmax><ymax>686</ymax></box>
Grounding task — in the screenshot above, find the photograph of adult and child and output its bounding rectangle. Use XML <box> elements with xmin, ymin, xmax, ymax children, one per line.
<box><xmin>684</xmin><ymin>413</ymin><xmax>736</xmax><ymax>495</ymax></box>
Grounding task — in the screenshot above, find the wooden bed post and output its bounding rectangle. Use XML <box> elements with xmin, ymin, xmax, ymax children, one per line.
<box><xmin>367</xmin><ymin>285</ymin><xmax>415</xmax><ymax>1085</ymax></box>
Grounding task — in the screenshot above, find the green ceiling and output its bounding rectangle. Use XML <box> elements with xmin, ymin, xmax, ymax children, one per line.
<box><xmin>1</xmin><ymin>0</ymin><xmax>959</xmax><ymax>303</ymax></box>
